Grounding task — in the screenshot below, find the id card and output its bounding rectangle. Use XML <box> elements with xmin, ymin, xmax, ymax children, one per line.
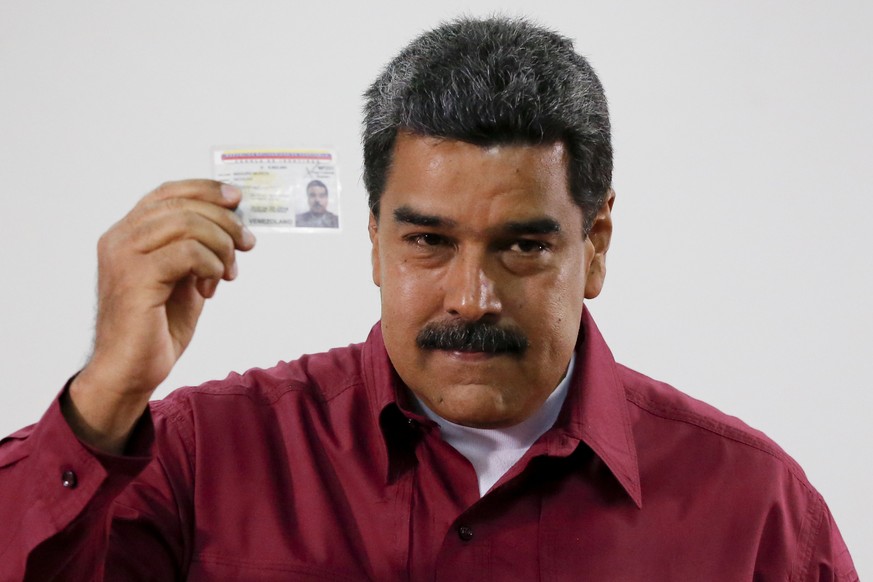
<box><xmin>212</xmin><ymin>147</ymin><xmax>341</xmax><ymax>231</ymax></box>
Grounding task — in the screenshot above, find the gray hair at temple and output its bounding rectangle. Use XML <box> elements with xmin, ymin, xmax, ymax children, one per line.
<box><xmin>362</xmin><ymin>16</ymin><xmax>613</xmax><ymax>233</ymax></box>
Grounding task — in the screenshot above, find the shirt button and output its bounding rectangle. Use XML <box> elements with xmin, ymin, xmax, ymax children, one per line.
<box><xmin>61</xmin><ymin>469</ymin><xmax>78</xmax><ymax>489</ymax></box>
<box><xmin>406</xmin><ymin>418</ymin><xmax>419</xmax><ymax>428</ymax></box>
<box><xmin>457</xmin><ymin>525</ymin><xmax>474</xmax><ymax>541</ymax></box>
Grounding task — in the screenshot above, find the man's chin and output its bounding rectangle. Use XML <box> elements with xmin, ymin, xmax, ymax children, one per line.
<box><xmin>399</xmin><ymin>354</ymin><xmax>533</xmax><ymax>427</ymax></box>
<box><xmin>426</xmin><ymin>391</ymin><xmax>525</xmax><ymax>429</ymax></box>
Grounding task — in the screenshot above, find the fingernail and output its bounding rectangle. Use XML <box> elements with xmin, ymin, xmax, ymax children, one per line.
<box><xmin>242</xmin><ymin>227</ymin><xmax>256</xmax><ymax>247</ymax></box>
<box><xmin>229</xmin><ymin>261</ymin><xmax>238</xmax><ymax>280</ymax></box>
<box><xmin>221</xmin><ymin>183</ymin><xmax>242</xmax><ymax>202</ymax></box>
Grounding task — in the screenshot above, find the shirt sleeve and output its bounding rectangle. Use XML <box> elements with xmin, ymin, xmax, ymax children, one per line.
<box><xmin>797</xmin><ymin>494</ymin><xmax>859</xmax><ymax>582</ymax></box>
<box><xmin>0</xmin><ymin>384</ymin><xmax>191</xmax><ymax>581</ymax></box>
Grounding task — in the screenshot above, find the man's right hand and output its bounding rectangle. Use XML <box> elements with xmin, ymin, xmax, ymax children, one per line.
<box><xmin>63</xmin><ymin>180</ymin><xmax>256</xmax><ymax>454</ymax></box>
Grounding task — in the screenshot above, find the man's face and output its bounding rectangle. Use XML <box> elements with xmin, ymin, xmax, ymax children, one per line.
<box><xmin>307</xmin><ymin>185</ymin><xmax>329</xmax><ymax>214</ymax></box>
<box><xmin>369</xmin><ymin>133</ymin><xmax>613</xmax><ymax>428</ymax></box>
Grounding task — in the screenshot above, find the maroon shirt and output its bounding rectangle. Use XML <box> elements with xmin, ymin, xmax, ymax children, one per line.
<box><xmin>0</xmin><ymin>311</ymin><xmax>857</xmax><ymax>580</ymax></box>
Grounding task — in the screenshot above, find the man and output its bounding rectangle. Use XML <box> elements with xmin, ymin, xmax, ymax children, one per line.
<box><xmin>296</xmin><ymin>179</ymin><xmax>339</xmax><ymax>228</ymax></box>
<box><xmin>0</xmin><ymin>16</ymin><xmax>857</xmax><ymax>580</ymax></box>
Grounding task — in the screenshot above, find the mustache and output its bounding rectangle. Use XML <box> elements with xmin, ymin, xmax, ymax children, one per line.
<box><xmin>416</xmin><ymin>320</ymin><xmax>529</xmax><ymax>355</ymax></box>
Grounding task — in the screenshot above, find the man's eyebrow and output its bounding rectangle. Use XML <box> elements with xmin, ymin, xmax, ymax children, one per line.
<box><xmin>504</xmin><ymin>218</ymin><xmax>561</xmax><ymax>235</ymax></box>
<box><xmin>393</xmin><ymin>206</ymin><xmax>456</xmax><ymax>228</ymax></box>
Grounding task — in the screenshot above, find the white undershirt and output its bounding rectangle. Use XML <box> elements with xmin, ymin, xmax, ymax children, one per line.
<box><xmin>413</xmin><ymin>354</ymin><xmax>575</xmax><ymax>497</ymax></box>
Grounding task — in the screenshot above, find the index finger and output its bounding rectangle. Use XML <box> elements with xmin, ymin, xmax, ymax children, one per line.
<box><xmin>144</xmin><ymin>179</ymin><xmax>242</xmax><ymax>209</ymax></box>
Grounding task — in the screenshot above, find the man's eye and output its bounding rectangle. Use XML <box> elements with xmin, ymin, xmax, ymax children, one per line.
<box><xmin>509</xmin><ymin>239</ymin><xmax>548</xmax><ymax>254</ymax></box>
<box><xmin>409</xmin><ymin>233</ymin><xmax>446</xmax><ymax>247</ymax></box>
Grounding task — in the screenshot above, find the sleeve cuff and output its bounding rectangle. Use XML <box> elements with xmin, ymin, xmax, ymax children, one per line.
<box><xmin>29</xmin><ymin>378</ymin><xmax>156</xmax><ymax>531</ymax></box>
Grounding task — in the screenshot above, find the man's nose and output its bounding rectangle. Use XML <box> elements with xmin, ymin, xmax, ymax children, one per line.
<box><xmin>443</xmin><ymin>250</ymin><xmax>502</xmax><ymax>321</ymax></box>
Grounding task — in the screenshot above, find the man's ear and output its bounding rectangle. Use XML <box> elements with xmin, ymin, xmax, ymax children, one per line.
<box><xmin>584</xmin><ymin>189</ymin><xmax>615</xmax><ymax>299</ymax></box>
<box><xmin>368</xmin><ymin>211</ymin><xmax>381</xmax><ymax>287</ymax></box>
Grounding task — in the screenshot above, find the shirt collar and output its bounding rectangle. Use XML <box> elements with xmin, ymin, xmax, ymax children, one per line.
<box><xmin>360</xmin><ymin>308</ymin><xmax>642</xmax><ymax>508</ymax></box>
<box><xmin>555</xmin><ymin>307</ymin><xmax>642</xmax><ymax>508</ymax></box>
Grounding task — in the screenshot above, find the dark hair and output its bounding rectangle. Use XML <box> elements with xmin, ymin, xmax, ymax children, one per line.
<box><xmin>362</xmin><ymin>16</ymin><xmax>612</xmax><ymax>232</ymax></box>
<box><xmin>306</xmin><ymin>179</ymin><xmax>328</xmax><ymax>194</ymax></box>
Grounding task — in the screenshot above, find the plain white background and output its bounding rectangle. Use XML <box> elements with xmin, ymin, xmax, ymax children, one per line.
<box><xmin>1</xmin><ymin>0</ymin><xmax>870</xmax><ymax>576</ymax></box>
